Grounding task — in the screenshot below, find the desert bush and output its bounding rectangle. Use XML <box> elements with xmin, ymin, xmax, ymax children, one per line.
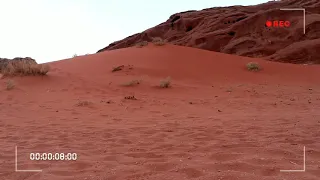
<box><xmin>160</xmin><ymin>76</ymin><xmax>171</xmax><ymax>88</ymax></box>
<box><xmin>112</xmin><ymin>65</ymin><xmax>124</xmax><ymax>72</ymax></box>
<box><xmin>0</xmin><ymin>59</ymin><xmax>9</xmax><ymax>72</ymax></box>
<box><xmin>6</xmin><ymin>79</ymin><xmax>15</xmax><ymax>90</ymax></box>
<box><xmin>135</xmin><ymin>41</ymin><xmax>148</xmax><ymax>48</ymax></box>
<box><xmin>75</xmin><ymin>100</ymin><xmax>92</xmax><ymax>107</ymax></box>
<box><xmin>246</xmin><ymin>62</ymin><xmax>261</xmax><ymax>71</ymax></box>
<box><xmin>2</xmin><ymin>62</ymin><xmax>15</xmax><ymax>76</ymax></box>
<box><xmin>37</xmin><ymin>64</ymin><xmax>50</xmax><ymax>75</ymax></box>
<box><xmin>152</xmin><ymin>37</ymin><xmax>166</xmax><ymax>46</ymax></box>
<box><xmin>124</xmin><ymin>95</ymin><xmax>137</xmax><ymax>100</ymax></box>
<box><xmin>1</xmin><ymin>61</ymin><xmax>50</xmax><ymax>76</ymax></box>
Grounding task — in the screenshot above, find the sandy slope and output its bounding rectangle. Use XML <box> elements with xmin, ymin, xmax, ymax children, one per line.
<box><xmin>1</xmin><ymin>44</ymin><xmax>320</xmax><ymax>180</ymax></box>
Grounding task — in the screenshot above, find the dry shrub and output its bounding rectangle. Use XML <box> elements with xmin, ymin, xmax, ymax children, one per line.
<box><xmin>160</xmin><ymin>76</ymin><xmax>171</xmax><ymax>88</ymax></box>
<box><xmin>2</xmin><ymin>63</ymin><xmax>15</xmax><ymax>76</ymax></box>
<box><xmin>37</xmin><ymin>64</ymin><xmax>50</xmax><ymax>75</ymax></box>
<box><xmin>152</xmin><ymin>37</ymin><xmax>166</xmax><ymax>46</ymax></box>
<box><xmin>112</xmin><ymin>65</ymin><xmax>124</xmax><ymax>72</ymax></box>
<box><xmin>124</xmin><ymin>95</ymin><xmax>137</xmax><ymax>100</ymax></box>
<box><xmin>75</xmin><ymin>100</ymin><xmax>92</xmax><ymax>107</ymax></box>
<box><xmin>6</xmin><ymin>79</ymin><xmax>15</xmax><ymax>90</ymax></box>
<box><xmin>246</xmin><ymin>62</ymin><xmax>261</xmax><ymax>71</ymax></box>
<box><xmin>135</xmin><ymin>41</ymin><xmax>148</xmax><ymax>48</ymax></box>
<box><xmin>1</xmin><ymin>60</ymin><xmax>50</xmax><ymax>76</ymax></box>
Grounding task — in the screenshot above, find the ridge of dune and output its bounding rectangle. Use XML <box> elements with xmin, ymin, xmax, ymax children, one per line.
<box><xmin>54</xmin><ymin>44</ymin><xmax>319</xmax><ymax>84</ymax></box>
<box><xmin>97</xmin><ymin>0</ymin><xmax>320</xmax><ymax>64</ymax></box>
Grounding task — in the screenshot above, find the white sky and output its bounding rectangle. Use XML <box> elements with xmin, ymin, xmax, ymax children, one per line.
<box><xmin>0</xmin><ymin>0</ymin><xmax>269</xmax><ymax>63</ymax></box>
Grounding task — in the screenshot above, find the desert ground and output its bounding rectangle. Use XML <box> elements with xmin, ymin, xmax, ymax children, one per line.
<box><xmin>0</xmin><ymin>44</ymin><xmax>319</xmax><ymax>180</ymax></box>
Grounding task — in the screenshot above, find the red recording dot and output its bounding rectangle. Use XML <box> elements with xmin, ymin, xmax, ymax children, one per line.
<box><xmin>265</xmin><ymin>20</ymin><xmax>272</xmax><ymax>27</ymax></box>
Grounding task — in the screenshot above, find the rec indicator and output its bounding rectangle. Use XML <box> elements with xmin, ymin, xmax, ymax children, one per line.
<box><xmin>265</xmin><ymin>20</ymin><xmax>290</xmax><ymax>28</ymax></box>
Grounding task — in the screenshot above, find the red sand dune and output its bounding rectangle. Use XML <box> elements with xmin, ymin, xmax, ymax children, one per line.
<box><xmin>0</xmin><ymin>44</ymin><xmax>319</xmax><ymax>179</ymax></box>
<box><xmin>97</xmin><ymin>0</ymin><xmax>320</xmax><ymax>64</ymax></box>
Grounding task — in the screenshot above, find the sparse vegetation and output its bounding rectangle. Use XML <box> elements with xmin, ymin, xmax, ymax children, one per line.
<box><xmin>135</xmin><ymin>41</ymin><xmax>148</xmax><ymax>48</ymax></box>
<box><xmin>37</xmin><ymin>64</ymin><xmax>50</xmax><ymax>75</ymax></box>
<box><xmin>152</xmin><ymin>37</ymin><xmax>166</xmax><ymax>46</ymax></box>
<box><xmin>6</xmin><ymin>79</ymin><xmax>15</xmax><ymax>90</ymax></box>
<box><xmin>122</xmin><ymin>79</ymin><xmax>141</xmax><ymax>87</ymax></box>
<box><xmin>73</xmin><ymin>54</ymin><xmax>78</xmax><ymax>57</ymax></box>
<box><xmin>112</xmin><ymin>65</ymin><xmax>124</xmax><ymax>72</ymax></box>
<box><xmin>75</xmin><ymin>100</ymin><xmax>92</xmax><ymax>107</ymax></box>
<box><xmin>2</xmin><ymin>63</ymin><xmax>15</xmax><ymax>76</ymax></box>
<box><xmin>159</xmin><ymin>76</ymin><xmax>171</xmax><ymax>88</ymax></box>
<box><xmin>124</xmin><ymin>95</ymin><xmax>137</xmax><ymax>100</ymax></box>
<box><xmin>246</xmin><ymin>62</ymin><xmax>261</xmax><ymax>71</ymax></box>
<box><xmin>100</xmin><ymin>100</ymin><xmax>112</xmax><ymax>104</ymax></box>
<box><xmin>0</xmin><ymin>59</ymin><xmax>50</xmax><ymax>76</ymax></box>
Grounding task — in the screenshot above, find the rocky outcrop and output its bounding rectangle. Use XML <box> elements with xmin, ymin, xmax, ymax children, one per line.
<box><xmin>97</xmin><ymin>0</ymin><xmax>320</xmax><ymax>64</ymax></box>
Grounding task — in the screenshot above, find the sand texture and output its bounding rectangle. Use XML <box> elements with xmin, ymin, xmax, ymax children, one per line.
<box><xmin>1</xmin><ymin>44</ymin><xmax>320</xmax><ymax>179</ymax></box>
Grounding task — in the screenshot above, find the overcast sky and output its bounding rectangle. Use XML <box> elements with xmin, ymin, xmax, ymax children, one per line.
<box><xmin>0</xmin><ymin>0</ymin><xmax>269</xmax><ymax>63</ymax></box>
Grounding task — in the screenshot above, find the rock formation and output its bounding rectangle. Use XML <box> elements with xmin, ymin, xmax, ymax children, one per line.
<box><xmin>97</xmin><ymin>0</ymin><xmax>320</xmax><ymax>64</ymax></box>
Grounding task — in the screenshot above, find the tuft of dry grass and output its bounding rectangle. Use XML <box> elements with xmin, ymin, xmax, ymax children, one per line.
<box><xmin>159</xmin><ymin>76</ymin><xmax>171</xmax><ymax>88</ymax></box>
<box><xmin>124</xmin><ymin>95</ymin><xmax>137</xmax><ymax>100</ymax></box>
<box><xmin>246</xmin><ymin>62</ymin><xmax>261</xmax><ymax>71</ymax></box>
<box><xmin>122</xmin><ymin>79</ymin><xmax>141</xmax><ymax>87</ymax></box>
<box><xmin>2</xmin><ymin>63</ymin><xmax>15</xmax><ymax>76</ymax></box>
<box><xmin>1</xmin><ymin>60</ymin><xmax>50</xmax><ymax>76</ymax></box>
<box><xmin>152</xmin><ymin>37</ymin><xmax>166</xmax><ymax>46</ymax></box>
<box><xmin>36</xmin><ymin>64</ymin><xmax>51</xmax><ymax>75</ymax></box>
<box><xmin>75</xmin><ymin>100</ymin><xmax>92</xmax><ymax>107</ymax></box>
<box><xmin>135</xmin><ymin>41</ymin><xmax>148</xmax><ymax>48</ymax></box>
<box><xmin>6</xmin><ymin>79</ymin><xmax>15</xmax><ymax>90</ymax></box>
<box><xmin>112</xmin><ymin>65</ymin><xmax>124</xmax><ymax>72</ymax></box>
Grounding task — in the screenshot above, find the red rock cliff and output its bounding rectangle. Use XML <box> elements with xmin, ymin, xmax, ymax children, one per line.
<box><xmin>97</xmin><ymin>0</ymin><xmax>320</xmax><ymax>64</ymax></box>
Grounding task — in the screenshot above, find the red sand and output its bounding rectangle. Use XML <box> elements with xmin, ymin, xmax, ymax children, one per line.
<box><xmin>1</xmin><ymin>44</ymin><xmax>320</xmax><ymax>180</ymax></box>
<box><xmin>97</xmin><ymin>0</ymin><xmax>320</xmax><ymax>64</ymax></box>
